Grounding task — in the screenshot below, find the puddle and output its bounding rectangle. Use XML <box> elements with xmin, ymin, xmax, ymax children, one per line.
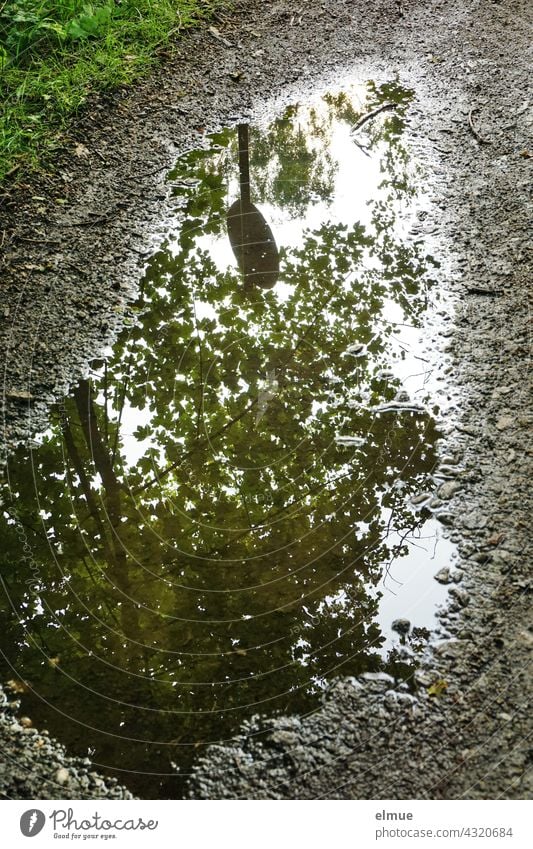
<box><xmin>0</xmin><ymin>81</ymin><xmax>454</xmax><ymax>798</ymax></box>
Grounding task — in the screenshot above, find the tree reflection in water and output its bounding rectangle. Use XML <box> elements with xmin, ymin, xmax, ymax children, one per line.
<box><xmin>0</xmin><ymin>82</ymin><xmax>442</xmax><ymax>797</ymax></box>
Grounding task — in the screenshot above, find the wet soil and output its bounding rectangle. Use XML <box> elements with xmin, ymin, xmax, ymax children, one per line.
<box><xmin>0</xmin><ymin>0</ymin><xmax>531</xmax><ymax>800</ymax></box>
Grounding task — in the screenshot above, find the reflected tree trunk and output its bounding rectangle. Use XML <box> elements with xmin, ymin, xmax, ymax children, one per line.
<box><xmin>70</xmin><ymin>380</ymin><xmax>141</xmax><ymax>655</ymax></box>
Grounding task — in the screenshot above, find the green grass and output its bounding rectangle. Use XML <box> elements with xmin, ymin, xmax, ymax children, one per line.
<box><xmin>0</xmin><ymin>1</ymin><xmax>228</xmax><ymax>182</ymax></box>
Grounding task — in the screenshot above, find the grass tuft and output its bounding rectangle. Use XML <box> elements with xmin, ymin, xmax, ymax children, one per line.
<box><xmin>0</xmin><ymin>1</ymin><xmax>228</xmax><ymax>182</ymax></box>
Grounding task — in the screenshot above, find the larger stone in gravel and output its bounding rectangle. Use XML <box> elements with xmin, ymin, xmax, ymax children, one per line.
<box><xmin>496</xmin><ymin>415</ymin><xmax>514</xmax><ymax>431</ymax></box>
<box><xmin>439</xmin><ymin>464</ymin><xmax>463</xmax><ymax>477</ymax></box>
<box><xmin>434</xmin><ymin>639</ymin><xmax>464</xmax><ymax>658</ymax></box>
<box><xmin>438</xmin><ymin>480</ymin><xmax>462</xmax><ymax>499</ymax></box>
<box><xmin>55</xmin><ymin>767</ymin><xmax>70</xmax><ymax>785</ymax></box>
<box><xmin>359</xmin><ymin>672</ymin><xmax>395</xmax><ymax>685</ymax></box>
<box><xmin>449</xmin><ymin>587</ymin><xmax>470</xmax><ymax>607</ymax></box>
<box><xmin>411</xmin><ymin>491</ymin><xmax>432</xmax><ymax>505</ymax></box>
<box><xmin>435</xmin><ymin>567</ymin><xmax>452</xmax><ymax>584</ymax></box>
<box><xmin>462</xmin><ymin>510</ymin><xmax>487</xmax><ymax>530</ymax></box>
<box><xmin>436</xmin><ymin>512</ymin><xmax>455</xmax><ymax>526</ymax></box>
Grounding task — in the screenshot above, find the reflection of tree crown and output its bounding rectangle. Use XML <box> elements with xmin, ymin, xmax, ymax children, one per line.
<box><xmin>0</xmin><ymin>81</ymin><xmax>440</xmax><ymax>798</ymax></box>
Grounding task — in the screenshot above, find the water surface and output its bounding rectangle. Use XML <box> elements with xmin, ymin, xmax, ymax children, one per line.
<box><xmin>0</xmin><ymin>81</ymin><xmax>452</xmax><ymax>797</ymax></box>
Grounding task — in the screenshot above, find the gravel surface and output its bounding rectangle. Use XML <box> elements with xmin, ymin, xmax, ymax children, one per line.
<box><xmin>0</xmin><ymin>685</ymin><xmax>132</xmax><ymax>799</ymax></box>
<box><xmin>1</xmin><ymin>0</ymin><xmax>531</xmax><ymax>799</ymax></box>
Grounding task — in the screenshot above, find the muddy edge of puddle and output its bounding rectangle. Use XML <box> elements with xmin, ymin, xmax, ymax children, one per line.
<box><xmin>0</xmin><ymin>0</ymin><xmax>531</xmax><ymax>799</ymax></box>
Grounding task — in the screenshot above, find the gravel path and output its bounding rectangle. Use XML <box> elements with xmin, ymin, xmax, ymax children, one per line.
<box><xmin>1</xmin><ymin>0</ymin><xmax>531</xmax><ymax>799</ymax></box>
<box><xmin>0</xmin><ymin>685</ymin><xmax>132</xmax><ymax>799</ymax></box>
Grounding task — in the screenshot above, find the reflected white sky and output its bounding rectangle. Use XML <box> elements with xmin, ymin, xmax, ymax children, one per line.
<box><xmin>115</xmin><ymin>88</ymin><xmax>436</xmax><ymax>471</ymax></box>
<box><xmin>375</xmin><ymin>515</ymin><xmax>452</xmax><ymax>649</ymax></box>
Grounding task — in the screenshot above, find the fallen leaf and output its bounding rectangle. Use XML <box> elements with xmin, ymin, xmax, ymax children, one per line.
<box><xmin>487</xmin><ymin>532</ymin><xmax>506</xmax><ymax>546</ymax></box>
<box><xmin>208</xmin><ymin>25</ymin><xmax>233</xmax><ymax>47</ymax></box>
<box><xmin>428</xmin><ymin>679</ymin><xmax>448</xmax><ymax>697</ymax></box>
<box><xmin>6</xmin><ymin>679</ymin><xmax>28</xmax><ymax>694</ymax></box>
<box><xmin>22</xmin><ymin>263</ymin><xmax>45</xmax><ymax>272</ymax></box>
<box><xmin>74</xmin><ymin>143</ymin><xmax>89</xmax><ymax>159</ymax></box>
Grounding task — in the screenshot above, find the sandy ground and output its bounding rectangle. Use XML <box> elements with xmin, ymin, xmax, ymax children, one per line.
<box><xmin>0</xmin><ymin>0</ymin><xmax>531</xmax><ymax>799</ymax></box>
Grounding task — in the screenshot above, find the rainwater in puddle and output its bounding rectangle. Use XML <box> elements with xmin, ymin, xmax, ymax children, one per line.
<box><xmin>0</xmin><ymin>82</ymin><xmax>456</xmax><ymax>797</ymax></box>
